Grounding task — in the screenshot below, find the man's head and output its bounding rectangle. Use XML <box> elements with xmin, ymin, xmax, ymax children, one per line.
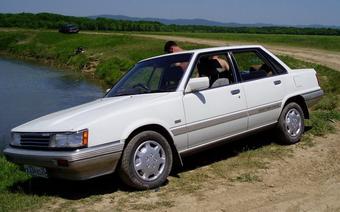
<box><xmin>164</xmin><ymin>41</ymin><xmax>183</xmax><ymax>53</ymax></box>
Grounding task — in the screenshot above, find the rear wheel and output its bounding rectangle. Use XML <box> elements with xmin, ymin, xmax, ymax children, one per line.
<box><xmin>277</xmin><ymin>102</ymin><xmax>305</xmax><ymax>144</ymax></box>
<box><xmin>119</xmin><ymin>131</ymin><xmax>173</xmax><ymax>190</ymax></box>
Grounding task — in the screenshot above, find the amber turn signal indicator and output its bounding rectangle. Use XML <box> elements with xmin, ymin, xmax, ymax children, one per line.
<box><xmin>82</xmin><ymin>130</ymin><xmax>89</xmax><ymax>146</ymax></box>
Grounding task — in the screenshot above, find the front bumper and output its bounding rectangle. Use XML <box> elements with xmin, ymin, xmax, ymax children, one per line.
<box><xmin>3</xmin><ymin>141</ymin><xmax>124</xmax><ymax>180</ymax></box>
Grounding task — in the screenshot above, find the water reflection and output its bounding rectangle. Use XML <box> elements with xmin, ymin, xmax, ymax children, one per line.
<box><xmin>0</xmin><ymin>58</ymin><xmax>104</xmax><ymax>151</ymax></box>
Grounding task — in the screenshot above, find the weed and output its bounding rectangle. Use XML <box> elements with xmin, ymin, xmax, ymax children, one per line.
<box><xmin>230</xmin><ymin>172</ymin><xmax>262</xmax><ymax>183</ymax></box>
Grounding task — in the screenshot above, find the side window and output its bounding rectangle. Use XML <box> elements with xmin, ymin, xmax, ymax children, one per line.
<box><xmin>190</xmin><ymin>53</ymin><xmax>235</xmax><ymax>88</ymax></box>
<box><xmin>232</xmin><ymin>51</ymin><xmax>275</xmax><ymax>82</ymax></box>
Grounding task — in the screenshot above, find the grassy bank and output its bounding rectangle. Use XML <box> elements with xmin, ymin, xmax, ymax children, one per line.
<box><xmin>1</xmin><ymin>53</ymin><xmax>339</xmax><ymax>210</ymax></box>
<box><xmin>146</xmin><ymin>31</ymin><xmax>340</xmax><ymax>52</ymax></box>
<box><xmin>0</xmin><ymin>30</ymin><xmax>203</xmax><ymax>86</ymax></box>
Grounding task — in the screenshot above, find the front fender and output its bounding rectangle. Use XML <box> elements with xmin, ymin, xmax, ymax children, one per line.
<box><xmin>121</xmin><ymin>118</ymin><xmax>173</xmax><ymax>141</ymax></box>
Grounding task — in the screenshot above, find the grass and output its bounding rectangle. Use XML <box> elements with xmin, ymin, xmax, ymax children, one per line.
<box><xmin>146</xmin><ymin>31</ymin><xmax>340</xmax><ymax>52</ymax></box>
<box><xmin>0</xmin><ymin>29</ymin><xmax>339</xmax><ymax>211</ymax></box>
<box><xmin>0</xmin><ymin>155</ymin><xmax>49</xmax><ymax>211</ymax></box>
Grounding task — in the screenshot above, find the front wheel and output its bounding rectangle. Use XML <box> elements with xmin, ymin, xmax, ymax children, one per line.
<box><xmin>118</xmin><ymin>131</ymin><xmax>173</xmax><ymax>190</ymax></box>
<box><xmin>277</xmin><ymin>102</ymin><xmax>305</xmax><ymax>144</ymax></box>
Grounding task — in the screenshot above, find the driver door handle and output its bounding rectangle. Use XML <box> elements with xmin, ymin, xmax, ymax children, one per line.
<box><xmin>231</xmin><ymin>89</ymin><xmax>240</xmax><ymax>95</ymax></box>
<box><xmin>274</xmin><ymin>80</ymin><xmax>281</xmax><ymax>85</ymax></box>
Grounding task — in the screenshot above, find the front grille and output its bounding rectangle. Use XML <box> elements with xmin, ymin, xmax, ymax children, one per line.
<box><xmin>20</xmin><ymin>133</ymin><xmax>51</xmax><ymax>147</ymax></box>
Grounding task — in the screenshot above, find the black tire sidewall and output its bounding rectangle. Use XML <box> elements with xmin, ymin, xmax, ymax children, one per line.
<box><xmin>278</xmin><ymin>102</ymin><xmax>305</xmax><ymax>144</ymax></box>
<box><xmin>119</xmin><ymin>131</ymin><xmax>173</xmax><ymax>190</ymax></box>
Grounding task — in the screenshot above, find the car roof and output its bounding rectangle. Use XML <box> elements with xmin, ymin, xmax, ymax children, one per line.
<box><xmin>139</xmin><ymin>45</ymin><xmax>264</xmax><ymax>63</ymax></box>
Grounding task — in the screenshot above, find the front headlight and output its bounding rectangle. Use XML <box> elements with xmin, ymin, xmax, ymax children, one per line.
<box><xmin>50</xmin><ymin>129</ymin><xmax>88</xmax><ymax>148</ymax></box>
<box><xmin>10</xmin><ymin>133</ymin><xmax>21</xmax><ymax>146</ymax></box>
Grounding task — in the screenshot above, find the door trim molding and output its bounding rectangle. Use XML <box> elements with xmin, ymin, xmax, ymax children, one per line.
<box><xmin>171</xmin><ymin>101</ymin><xmax>281</xmax><ymax>136</ymax></box>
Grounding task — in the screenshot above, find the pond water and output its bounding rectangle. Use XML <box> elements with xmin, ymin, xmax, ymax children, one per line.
<box><xmin>0</xmin><ymin>58</ymin><xmax>104</xmax><ymax>151</ymax></box>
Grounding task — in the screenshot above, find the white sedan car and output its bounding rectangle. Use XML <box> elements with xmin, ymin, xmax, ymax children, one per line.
<box><xmin>4</xmin><ymin>45</ymin><xmax>323</xmax><ymax>189</ymax></box>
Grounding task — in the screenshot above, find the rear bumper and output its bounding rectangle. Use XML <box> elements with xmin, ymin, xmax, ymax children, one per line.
<box><xmin>3</xmin><ymin>141</ymin><xmax>124</xmax><ymax>180</ymax></box>
<box><xmin>302</xmin><ymin>89</ymin><xmax>324</xmax><ymax>107</ymax></box>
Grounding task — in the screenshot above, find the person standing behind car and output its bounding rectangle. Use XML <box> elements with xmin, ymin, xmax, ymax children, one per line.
<box><xmin>164</xmin><ymin>41</ymin><xmax>229</xmax><ymax>71</ymax></box>
<box><xmin>164</xmin><ymin>41</ymin><xmax>184</xmax><ymax>53</ymax></box>
<box><xmin>163</xmin><ymin>41</ymin><xmax>188</xmax><ymax>71</ymax></box>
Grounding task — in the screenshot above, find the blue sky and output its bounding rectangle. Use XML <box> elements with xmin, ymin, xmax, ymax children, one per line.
<box><xmin>1</xmin><ymin>0</ymin><xmax>339</xmax><ymax>26</ymax></box>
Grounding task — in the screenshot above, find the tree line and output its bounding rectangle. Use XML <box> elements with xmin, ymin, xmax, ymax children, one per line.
<box><xmin>1</xmin><ymin>12</ymin><xmax>340</xmax><ymax>36</ymax></box>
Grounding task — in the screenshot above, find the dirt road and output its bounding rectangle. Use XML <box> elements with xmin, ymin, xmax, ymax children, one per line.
<box><xmin>130</xmin><ymin>34</ymin><xmax>340</xmax><ymax>72</ymax></box>
<box><xmin>165</xmin><ymin>124</ymin><xmax>340</xmax><ymax>212</ymax></box>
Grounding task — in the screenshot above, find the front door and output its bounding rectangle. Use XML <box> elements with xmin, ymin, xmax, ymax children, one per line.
<box><xmin>182</xmin><ymin>52</ymin><xmax>248</xmax><ymax>148</ymax></box>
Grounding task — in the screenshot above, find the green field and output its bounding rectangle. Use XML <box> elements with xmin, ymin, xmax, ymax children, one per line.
<box><xmin>146</xmin><ymin>31</ymin><xmax>340</xmax><ymax>52</ymax></box>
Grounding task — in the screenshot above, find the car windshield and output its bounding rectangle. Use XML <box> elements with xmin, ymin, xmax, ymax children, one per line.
<box><xmin>106</xmin><ymin>53</ymin><xmax>192</xmax><ymax>97</ymax></box>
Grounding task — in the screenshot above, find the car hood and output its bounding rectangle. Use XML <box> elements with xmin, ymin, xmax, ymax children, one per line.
<box><xmin>12</xmin><ymin>93</ymin><xmax>169</xmax><ymax>133</ymax></box>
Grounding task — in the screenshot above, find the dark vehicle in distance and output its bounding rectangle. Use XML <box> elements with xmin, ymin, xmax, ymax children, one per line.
<box><xmin>59</xmin><ymin>24</ymin><xmax>80</xmax><ymax>33</ymax></box>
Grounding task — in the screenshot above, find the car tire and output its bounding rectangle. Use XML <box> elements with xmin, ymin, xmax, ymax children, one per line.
<box><xmin>277</xmin><ymin>102</ymin><xmax>305</xmax><ymax>145</ymax></box>
<box><xmin>118</xmin><ymin>131</ymin><xmax>173</xmax><ymax>190</ymax></box>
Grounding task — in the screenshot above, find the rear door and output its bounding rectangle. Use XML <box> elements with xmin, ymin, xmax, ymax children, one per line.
<box><xmin>230</xmin><ymin>48</ymin><xmax>288</xmax><ymax>129</ymax></box>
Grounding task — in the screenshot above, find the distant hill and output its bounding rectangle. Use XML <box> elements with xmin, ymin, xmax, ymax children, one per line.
<box><xmin>1</xmin><ymin>12</ymin><xmax>340</xmax><ymax>35</ymax></box>
<box><xmin>88</xmin><ymin>15</ymin><xmax>274</xmax><ymax>27</ymax></box>
<box><xmin>89</xmin><ymin>14</ymin><xmax>340</xmax><ymax>29</ymax></box>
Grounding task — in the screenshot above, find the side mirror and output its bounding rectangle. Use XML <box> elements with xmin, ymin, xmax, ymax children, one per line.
<box><xmin>185</xmin><ymin>77</ymin><xmax>209</xmax><ymax>93</ymax></box>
